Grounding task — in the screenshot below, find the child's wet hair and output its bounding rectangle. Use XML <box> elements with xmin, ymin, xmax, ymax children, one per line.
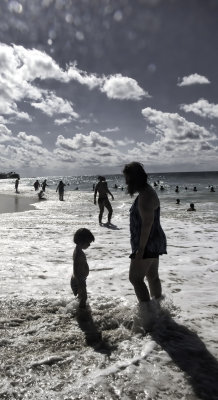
<box><xmin>74</xmin><ymin>228</ymin><xmax>95</xmax><ymax>244</ymax></box>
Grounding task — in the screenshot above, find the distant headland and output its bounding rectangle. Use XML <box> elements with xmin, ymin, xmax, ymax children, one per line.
<box><xmin>0</xmin><ymin>172</ymin><xmax>20</xmax><ymax>179</ymax></box>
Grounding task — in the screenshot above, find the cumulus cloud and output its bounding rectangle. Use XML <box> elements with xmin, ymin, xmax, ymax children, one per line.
<box><xmin>54</xmin><ymin>117</ymin><xmax>73</xmax><ymax>125</ymax></box>
<box><xmin>12</xmin><ymin>44</ymin><xmax>67</xmax><ymax>82</ymax></box>
<box><xmin>67</xmin><ymin>66</ymin><xmax>148</xmax><ymax>101</ymax></box>
<box><xmin>141</xmin><ymin>107</ymin><xmax>212</xmax><ymax>141</ymax></box>
<box><xmin>101</xmin><ymin>74</ymin><xmax>149</xmax><ymax>100</ymax></box>
<box><xmin>67</xmin><ymin>63</ymin><xmax>102</xmax><ymax>89</ymax></box>
<box><xmin>0</xmin><ymin>124</ymin><xmax>13</xmax><ymax>143</ymax></box>
<box><xmin>0</xmin><ymin>42</ymin><xmax>147</xmax><ymax>125</ymax></box>
<box><xmin>0</xmin><ymin>137</ymin><xmax>53</xmax><ymax>171</ymax></box>
<box><xmin>180</xmin><ymin>99</ymin><xmax>218</xmax><ymax>119</ymax></box>
<box><xmin>0</xmin><ymin>116</ymin><xmax>8</xmax><ymax>124</ymax></box>
<box><xmin>177</xmin><ymin>73</ymin><xmax>210</xmax><ymax>87</ymax></box>
<box><xmin>133</xmin><ymin>107</ymin><xmax>218</xmax><ymax>169</ymax></box>
<box><xmin>56</xmin><ymin>131</ymin><xmax>114</xmax><ymax>151</ymax></box>
<box><xmin>31</xmin><ymin>92</ymin><xmax>79</xmax><ymax>118</ymax></box>
<box><xmin>0</xmin><ymin>44</ymin><xmax>44</xmax><ymax>119</ymax></box>
<box><xmin>116</xmin><ymin>138</ymin><xmax>135</xmax><ymax>146</ymax></box>
<box><xmin>101</xmin><ymin>127</ymin><xmax>120</xmax><ymax>133</ymax></box>
<box><xmin>53</xmin><ymin>130</ymin><xmax>133</xmax><ymax>169</ymax></box>
<box><xmin>17</xmin><ymin>131</ymin><xmax>42</xmax><ymax>145</ymax></box>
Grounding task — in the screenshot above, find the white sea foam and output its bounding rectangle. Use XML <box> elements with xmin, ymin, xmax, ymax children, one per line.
<box><xmin>0</xmin><ymin>174</ymin><xmax>218</xmax><ymax>399</ymax></box>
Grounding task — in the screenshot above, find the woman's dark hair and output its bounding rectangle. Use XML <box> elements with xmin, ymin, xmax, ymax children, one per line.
<box><xmin>123</xmin><ymin>162</ymin><xmax>147</xmax><ymax>194</ymax></box>
<box><xmin>98</xmin><ymin>176</ymin><xmax>106</xmax><ymax>181</ymax></box>
<box><xmin>74</xmin><ymin>228</ymin><xmax>95</xmax><ymax>244</ymax></box>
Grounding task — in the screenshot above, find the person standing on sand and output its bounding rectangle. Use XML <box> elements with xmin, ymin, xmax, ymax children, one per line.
<box><xmin>94</xmin><ymin>176</ymin><xmax>114</xmax><ymax>225</ymax></box>
<box><xmin>123</xmin><ymin>162</ymin><xmax>167</xmax><ymax>303</ymax></box>
<box><xmin>56</xmin><ymin>180</ymin><xmax>66</xmax><ymax>201</ymax></box>
<box><xmin>15</xmin><ymin>178</ymin><xmax>20</xmax><ymax>193</ymax></box>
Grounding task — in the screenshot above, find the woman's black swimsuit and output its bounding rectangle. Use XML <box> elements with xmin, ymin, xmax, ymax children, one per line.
<box><xmin>129</xmin><ymin>196</ymin><xmax>167</xmax><ymax>259</ymax></box>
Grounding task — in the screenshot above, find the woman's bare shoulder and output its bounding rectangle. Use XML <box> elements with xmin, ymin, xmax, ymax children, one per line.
<box><xmin>139</xmin><ymin>185</ymin><xmax>160</xmax><ymax>208</ymax></box>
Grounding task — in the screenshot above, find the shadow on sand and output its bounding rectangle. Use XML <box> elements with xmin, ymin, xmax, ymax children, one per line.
<box><xmin>100</xmin><ymin>223</ymin><xmax>121</xmax><ymax>230</ymax></box>
<box><xmin>76</xmin><ymin>306</ymin><xmax>117</xmax><ymax>355</ymax></box>
<box><xmin>150</xmin><ymin>307</ymin><xmax>218</xmax><ymax>400</ymax></box>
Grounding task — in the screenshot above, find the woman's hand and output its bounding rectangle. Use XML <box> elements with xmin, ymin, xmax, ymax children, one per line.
<box><xmin>134</xmin><ymin>249</ymin><xmax>144</xmax><ymax>260</ymax></box>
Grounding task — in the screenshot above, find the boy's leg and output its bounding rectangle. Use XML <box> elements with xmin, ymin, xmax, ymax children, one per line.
<box><xmin>70</xmin><ymin>276</ymin><xmax>78</xmax><ymax>296</ymax></box>
<box><xmin>77</xmin><ymin>279</ymin><xmax>87</xmax><ymax>308</ymax></box>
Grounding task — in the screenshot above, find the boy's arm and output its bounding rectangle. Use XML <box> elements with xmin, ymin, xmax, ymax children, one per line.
<box><xmin>74</xmin><ymin>253</ymin><xmax>89</xmax><ymax>280</ymax></box>
<box><xmin>74</xmin><ymin>258</ymin><xmax>88</xmax><ymax>306</ymax></box>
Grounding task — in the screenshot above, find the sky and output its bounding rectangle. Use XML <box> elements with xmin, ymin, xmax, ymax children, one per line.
<box><xmin>0</xmin><ymin>0</ymin><xmax>218</xmax><ymax>177</ymax></box>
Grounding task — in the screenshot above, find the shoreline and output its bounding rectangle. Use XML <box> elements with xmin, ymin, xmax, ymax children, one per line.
<box><xmin>0</xmin><ymin>193</ymin><xmax>38</xmax><ymax>214</ymax></box>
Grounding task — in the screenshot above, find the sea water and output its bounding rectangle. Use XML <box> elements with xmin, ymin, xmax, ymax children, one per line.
<box><xmin>0</xmin><ymin>172</ymin><xmax>218</xmax><ymax>399</ymax></box>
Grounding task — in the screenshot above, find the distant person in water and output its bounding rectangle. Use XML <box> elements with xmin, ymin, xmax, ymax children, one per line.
<box><xmin>42</xmin><ymin>179</ymin><xmax>48</xmax><ymax>191</ymax></box>
<box><xmin>70</xmin><ymin>228</ymin><xmax>95</xmax><ymax>309</ymax></box>
<box><xmin>123</xmin><ymin>162</ymin><xmax>167</xmax><ymax>303</ymax></box>
<box><xmin>160</xmin><ymin>185</ymin><xmax>165</xmax><ymax>191</ymax></box>
<box><xmin>187</xmin><ymin>203</ymin><xmax>196</xmax><ymax>211</ymax></box>
<box><xmin>193</xmin><ymin>186</ymin><xmax>197</xmax><ymax>192</ymax></box>
<box><xmin>38</xmin><ymin>190</ymin><xmax>46</xmax><ymax>200</ymax></box>
<box><xmin>15</xmin><ymin>178</ymin><xmax>19</xmax><ymax>193</ymax></box>
<box><xmin>210</xmin><ymin>186</ymin><xmax>215</xmax><ymax>192</ymax></box>
<box><xmin>56</xmin><ymin>180</ymin><xmax>66</xmax><ymax>201</ymax></box>
<box><xmin>33</xmin><ymin>180</ymin><xmax>40</xmax><ymax>191</ymax></box>
<box><xmin>94</xmin><ymin>176</ymin><xmax>114</xmax><ymax>225</ymax></box>
<box><xmin>175</xmin><ymin>186</ymin><xmax>179</xmax><ymax>193</ymax></box>
<box><xmin>176</xmin><ymin>198</ymin><xmax>180</xmax><ymax>205</ymax></box>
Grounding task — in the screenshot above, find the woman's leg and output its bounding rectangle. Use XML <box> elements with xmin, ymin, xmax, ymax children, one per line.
<box><xmin>129</xmin><ymin>259</ymin><xmax>151</xmax><ymax>302</ymax></box>
<box><xmin>104</xmin><ymin>199</ymin><xmax>113</xmax><ymax>223</ymax></box>
<box><xmin>98</xmin><ymin>199</ymin><xmax>104</xmax><ymax>223</ymax></box>
<box><xmin>146</xmin><ymin>258</ymin><xmax>162</xmax><ymax>299</ymax></box>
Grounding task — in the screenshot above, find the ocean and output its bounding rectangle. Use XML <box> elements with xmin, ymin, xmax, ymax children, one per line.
<box><xmin>0</xmin><ymin>171</ymin><xmax>218</xmax><ymax>399</ymax></box>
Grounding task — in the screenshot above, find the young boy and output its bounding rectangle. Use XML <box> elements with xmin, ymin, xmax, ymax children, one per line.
<box><xmin>70</xmin><ymin>228</ymin><xmax>95</xmax><ymax>308</ymax></box>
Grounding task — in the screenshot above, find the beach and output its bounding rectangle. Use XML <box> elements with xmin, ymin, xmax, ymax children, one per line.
<box><xmin>0</xmin><ymin>175</ymin><xmax>218</xmax><ymax>400</ymax></box>
<box><xmin>0</xmin><ymin>193</ymin><xmax>37</xmax><ymax>214</ymax></box>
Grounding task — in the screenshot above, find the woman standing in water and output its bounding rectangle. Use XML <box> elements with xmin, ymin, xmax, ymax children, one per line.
<box><xmin>123</xmin><ymin>162</ymin><xmax>167</xmax><ymax>303</ymax></box>
<box><xmin>56</xmin><ymin>180</ymin><xmax>66</xmax><ymax>201</ymax></box>
<box><xmin>94</xmin><ymin>176</ymin><xmax>114</xmax><ymax>225</ymax></box>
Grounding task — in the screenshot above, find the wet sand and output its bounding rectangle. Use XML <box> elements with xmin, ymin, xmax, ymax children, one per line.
<box><xmin>0</xmin><ymin>193</ymin><xmax>37</xmax><ymax>214</ymax></box>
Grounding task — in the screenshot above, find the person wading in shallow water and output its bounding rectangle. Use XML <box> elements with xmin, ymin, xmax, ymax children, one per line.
<box><xmin>15</xmin><ymin>178</ymin><xmax>20</xmax><ymax>193</ymax></box>
<box><xmin>123</xmin><ymin>162</ymin><xmax>167</xmax><ymax>303</ymax></box>
<box><xmin>56</xmin><ymin>180</ymin><xmax>66</xmax><ymax>201</ymax></box>
<box><xmin>70</xmin><ymin>228</ymin><xmax>95</xmax><ymax>309</ymax></box>
<box><xmin>42</xmin><ymin>179</ymin><xmax>48</xmax><ymax>192</ymax></box>
<box><xmin>94</xmin><ymin>176</ymin><xmax>114</xmax><ymax>225</ymax></box>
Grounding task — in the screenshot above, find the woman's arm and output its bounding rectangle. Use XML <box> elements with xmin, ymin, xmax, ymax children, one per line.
<box><xmin>136</xmin><ymin>192</ymin><xmax>154</xmax><ymax>258</ymax></box>
<box><xmin>107</xmin><ymin>189</ymin><xmax>114</xmax><ymax>200</ymax></box>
